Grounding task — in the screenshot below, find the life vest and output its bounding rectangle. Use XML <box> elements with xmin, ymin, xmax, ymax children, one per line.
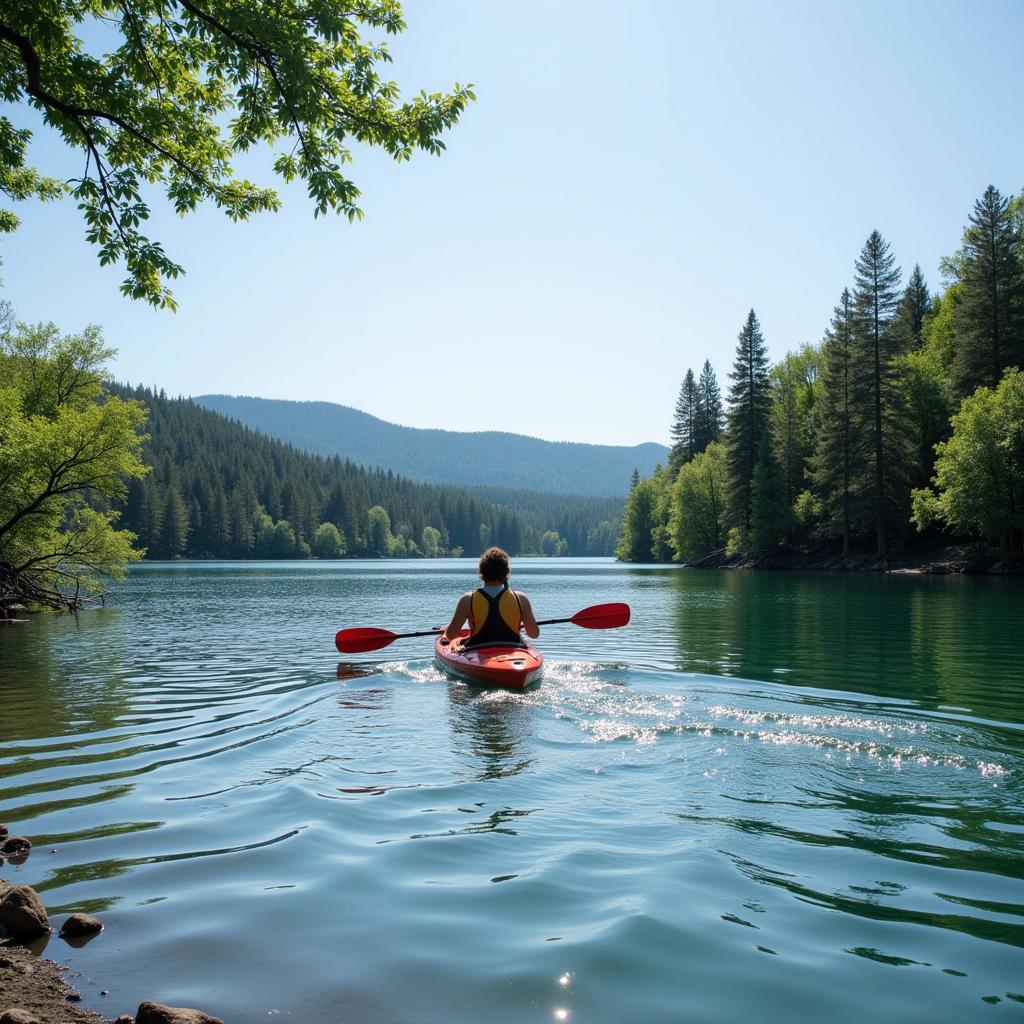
<box><xmin>465</xmin><ymin>585</ymin><xmax>524</xmax><ymax>649</ymax></box>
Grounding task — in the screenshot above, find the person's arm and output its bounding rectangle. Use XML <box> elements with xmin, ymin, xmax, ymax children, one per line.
<box><xmin>442</xmin><ymin>593</ymin><xmax>472</xmax><ymax>643</ymax></box>
<box><xmin>516</xmin><ymin>591</ymin><xmax>540</xmax><ymax>639</ymax></box>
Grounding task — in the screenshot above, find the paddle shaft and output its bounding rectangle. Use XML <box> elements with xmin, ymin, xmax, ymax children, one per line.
<box><xmin>368</xmin><ymin>616</ymin><xmax>568</xmax><ymax>641</ymax></box>
<box><xmin>335</xmin><ymin>602</ymin><xmax>630</xmax><ymax>653</ymax></box>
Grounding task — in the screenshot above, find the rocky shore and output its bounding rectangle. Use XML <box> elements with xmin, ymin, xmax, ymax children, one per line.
<box><xmin>1</xmin><ymin>824</ymin><xmax>223</xmax><ymax>1024</ymax></box>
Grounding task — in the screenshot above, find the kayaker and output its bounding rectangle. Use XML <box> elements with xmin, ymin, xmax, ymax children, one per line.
<box><xmin>441</xmin><ymin>547</ymin><xmax>540</xmax><ymax>650</ymax></box>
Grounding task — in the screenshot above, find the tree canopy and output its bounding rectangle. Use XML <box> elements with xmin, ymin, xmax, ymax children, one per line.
<box><xmin>0</xmin><ymin>315</ymin><xmax>147</xmax><ymax>610</ymax></box>
<box><xmin>0</xmin><ymin>0</ymin><xmax>474</xmax><ymax>307</ymax></box>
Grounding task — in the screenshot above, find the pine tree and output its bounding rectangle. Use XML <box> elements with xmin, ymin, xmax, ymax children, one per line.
<box><xmin>749</xmin><ymin>435</ymin><xmax>789</xmax><ymax>555</ymax></box>
<box><xmin>669</xmin><ymin>369</ymin><xmax>699</xmax><ymax>472</ymax></box>
<box><xmin>852</xmin><ymin>229</ymin><xmax>909</xmax><ymax>560</ymax></box>
<box><xmin>813</xmin><ymin>288</ymin><xmax>861</xmax><ymax>556</ymax></box>
<box><xmin>951</xmin><ymin>185</ymin><xmax>1024</xmax><ymax>400</ymax></box>
<box><xmin>162</xmin><ymin>488</ymin><xmax>190</xmax><ymax>557</ymax></box>
<box><xmin>725</xmin><ymin>309</ymin><xmax>772</xmax><ymax>537</ymax></box>
<box><xmin>695</xmin><ymin>360</ymin><xmax>724</xmax><ymax>452</ymax></box>
<box><xmin>892</xmin><ymin>264</ymin><xmax>931</xmax><ymax>349</ymax></box>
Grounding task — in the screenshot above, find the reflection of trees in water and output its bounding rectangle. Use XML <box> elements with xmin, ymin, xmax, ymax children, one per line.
<box><xmin>661</xmin><ymin>568</ymin><xmax>1020</xmax><ymax>703</ymax></box>
<box><xmin>446</xmin><ymin>684</ymin><xmax>535</xmax><ymax>781</ymax></box>
<box><xmin>0</xmin><ymin>609</ymin><xmax>133</xmax><ymax>742</ymax></box>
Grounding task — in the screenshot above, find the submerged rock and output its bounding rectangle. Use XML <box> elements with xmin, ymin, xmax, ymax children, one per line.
<box><xmin>135</xmin><ymin>1003</ymin><xmax>224</xmax><ymax>1024</ymax></box>
<box><xmin>59</xmin><ymin>913</ymin><xmax>103</xmax><ymax>938</ymax></box>
<box><xmin>0</xmin><ymin>823</ymin><xmax>8</xmax><ymax>838</ymax></box>
<box><xmin>0</xmin><ymin>884</ymin><xmax>50</xmax><ymax>940</ymax></box>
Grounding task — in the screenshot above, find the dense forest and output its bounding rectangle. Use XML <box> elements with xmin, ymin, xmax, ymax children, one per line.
<box><xmin>194</xmin><ymin>394</ymin><xmax>667</xmax><ymax>497</ymax></box>
<box><xmin>114</xmin><ymin>387</ymin><xmax>621</xmax><ymax>559</ymax></box>
<box><xmin>618</xmin><ymin>184</ymin><xmax>1024</xmax><ymax>565</ymax></box>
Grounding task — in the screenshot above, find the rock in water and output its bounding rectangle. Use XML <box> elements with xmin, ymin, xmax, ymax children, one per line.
<box><xmin>0</xmin><ymin>885</ymin><xmax>50</xmax><ymax>940</ymax></box>
<box><xmin>0</xmin><ymin>822</ymin><xmax>9</xmax><ymax>838</ymax></box>
<box><xmin>59</xmin><ymin>913</ymin><xmax>104</xmax><ymax>938</ymax></box>
<box><xmin>0</xmin><ymin>837</ymin><xmax>31</xmax><ymax>857</ymax></box>
<box><xmin>135</xmin><ymin>1003</ymin><xmax>224</xmax><ymax>1024</ymax></box>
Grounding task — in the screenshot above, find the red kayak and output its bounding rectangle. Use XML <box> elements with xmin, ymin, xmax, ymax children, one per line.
<box><xmin>434</xmin><ymin>633</ymin><xmax>544</xmax><ymax>690</ymax></box>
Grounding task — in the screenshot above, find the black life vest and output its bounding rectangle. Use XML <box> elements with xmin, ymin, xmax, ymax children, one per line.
<box><xmin>465</xmin><ymin>585</ymin><xmax>524</xmax><ymax>649</ymax></box>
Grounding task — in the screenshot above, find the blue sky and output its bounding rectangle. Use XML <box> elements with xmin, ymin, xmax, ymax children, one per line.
<box><xmin>3</xmin><ymin>0</ymin><xmax>1023</xmax><ymax>445</ymax></box>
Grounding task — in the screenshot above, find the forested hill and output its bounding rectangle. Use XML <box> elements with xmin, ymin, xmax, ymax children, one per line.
<box><xmin>113</xmin><ymin>386</ymin><xmax>620</xmax><ymax>559</ymax></box>
<box><xmin>193</xmin><ymin>394</ymin><xmax>667</xmax><ymax>497</ymax></box>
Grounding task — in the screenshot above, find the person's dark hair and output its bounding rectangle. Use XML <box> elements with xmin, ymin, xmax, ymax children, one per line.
<box><xmin>478</xmin><ymin>546</ymin><xmax>510</xmax><ymax>583</ymax></box>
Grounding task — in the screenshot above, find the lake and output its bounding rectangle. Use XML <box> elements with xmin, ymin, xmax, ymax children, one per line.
<box><xmin>1</xmin><ymin>559</ymin><xmax>1022</xmax><ymax>1022</ymax></box>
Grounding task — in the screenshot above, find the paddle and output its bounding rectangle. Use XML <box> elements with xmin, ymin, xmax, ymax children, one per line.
<box><xmin>335</xmin><ymin>601</ymin><xmax>630</xmax><ymax>654</ymax></box>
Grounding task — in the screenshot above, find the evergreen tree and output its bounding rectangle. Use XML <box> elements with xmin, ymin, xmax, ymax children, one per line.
<box><xmin>669</xmin><ymin>369</ymin><xmax>699</xmax><ymax>472</ymax></box>
<box><xmin>813</xmin><ymin>289</ymin><xmax>860</xmax><ymax>556</ymax></box>
<box><xmin>749</xmin><ymin>435</ymin><xmax>789</xmax><ymax>555</ymax></box>
<box><xmin>951</xmin><ymin>185</ymin><xmax>1024</xmax><ymax>400</ymax></box>
<box><xmin>852</xmin><ymin>229</ymin><xmax>907</xmax><ymax>559</ymax></box>
<box><xmin>725</xmin><ymin>309</ymin><xmax>772</xmax><ymax>538</ymax></box>
<box><xmin>161</xmin><ymin>488</ymin><xmax>190</xmax><ymax>558</ymax></box>
<box><xmin>695</xmin><ymin>360</ymin><xmax>724</xmax><ymax>452</ymax></box>
<box><xmin>892</xmin><ymin>264</ymin><xmax>931</xmax><ymax>349</ymax></box>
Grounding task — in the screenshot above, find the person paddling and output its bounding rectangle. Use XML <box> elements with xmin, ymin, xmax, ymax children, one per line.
<box><xmin>442</xmin><ymin>547</ymin><xmax>540</xmax><ymax>650</ymax></box>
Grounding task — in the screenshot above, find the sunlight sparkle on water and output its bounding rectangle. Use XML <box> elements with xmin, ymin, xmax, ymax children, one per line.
<box><xmin>554</xmin><ymin>1010</ymin><xmax>570</xmax><ymax>1021</ymax></box>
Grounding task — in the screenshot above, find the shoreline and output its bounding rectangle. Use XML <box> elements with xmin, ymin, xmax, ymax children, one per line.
<box><xmin>685</xmin><ymin>542</ymin><xmax>1024</xmax><ymax>576</ymax></box>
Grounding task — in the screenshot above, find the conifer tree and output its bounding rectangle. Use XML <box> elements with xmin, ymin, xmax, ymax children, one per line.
<box><xmin>725</xmin><ymin>309</ymin><xmax>772</xmax><ymax>537</ymax></box>
<box><xmin>892</xmin><ymin>264</ymin><xmax>931</xmax><ymax>349</ymax></box>
<box><xmin>749</xmin><ymin>435</ymin><xmax>789</xmax><ymax>555</ymax></box>
<box><xmin>852</xmin><ymin>230</ymin><xmax>907</xmax><ymax>560</ymax></box>
<box><xmin>951</xmin><ymin>185</ymin><xmax>1024</xmax><ymax>400</ymax></box>
<box><xmin>695</xmin><ymin>360</ymin><xmax>724</xmax><ymax>452</ymax></box>
<box><xmin>669</xmin><ymin>369</ymin><xmax>699</xmax><ymax>472</ymax></box>
<box><xmin>813</xmin><ymin>289</ymin><xmax>860</xmax><ymax>556</ymax></box>
<box><xmin>162</xmin><ymin>487</ymin><xmax>190</xmax><ymax>557</ymax></box>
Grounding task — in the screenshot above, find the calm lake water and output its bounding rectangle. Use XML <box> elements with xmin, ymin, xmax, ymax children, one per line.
<box><xmin>1</xmin><ymin>559</ymin><xmax>1023</xmax><ymax>1022</ymax></box>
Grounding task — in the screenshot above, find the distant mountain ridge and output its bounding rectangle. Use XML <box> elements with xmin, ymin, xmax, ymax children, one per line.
<box><xmin>193</xmin><ymin>395</ymin><xmax>668</xmax><ymax>496</ymax></box>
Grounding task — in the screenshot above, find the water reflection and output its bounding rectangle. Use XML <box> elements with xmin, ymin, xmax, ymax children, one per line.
<box><xmin>665</xmin><ymin>570</ymin><xmax>1024</xmax><ymax>721</ymax></box>
<box><xmin>446</xmin><ymin>684</ymin><xmax>536</xmax><ymax>781</ymax></box>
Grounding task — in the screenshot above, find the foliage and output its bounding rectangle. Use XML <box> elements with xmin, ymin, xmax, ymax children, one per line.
<box><xmin>0</xmin><ymin>1</ymin><xmax>474</xmax><ymax>307</ymax></box>
<box><xmin>749</xmin><ymin>434</ymin><xmax>789</xmax><ymax>555</ymax></box>
<box><xmin>668</xmin><ymin>441</ymin><xmax>727</xmax><ymax>562</ymax></box>
<box><xmin>539</xmin><ymin>530</ymin><xmax>568</xmax><ymax>557</ymax></box>
<box><xmin>852</xmin><ymin>228</ymin><xmax>911</xmax><ymax>559</ymax></box>
<box><xmin>695</xmin><ymin>360</ymin><xmax>724</xmax><ymax>452</ymax></box>
<box><xmin>0</xmin><ymin>319</ymin><xmax>147</xmax><ymax>609</ymax></box>
<box><xmin>615</xmin><ymin>474</ymin><xmax>660</xmax><ymax>562</ymax></box>
<box><xmin>669</xmin><ymin>369</ymin><xmax>698</xmax><ymax>472</ymax></box>
<box><xmin>770</xmin><ymin>347</ymin><xmax>818</xmax><ymax>510</ymax></box>
<box><xmin>950</xmin><ymin>185</ymin><xmax>1024</xmax><ymax>400</ymax></box>
<box><xmin>725</xmin><ymin>308</ymin><xmax>771</xmax><ymax>533</ymax></box>
<box><xmin>812</xmin><ymin>288</ymin><xmax>862</xmax><ymax>554</ymax></box>
<box><xmin>912</xmin><ymin>368</ymin><xmax>1024</xmax><ymax>552</ymax></box>
<box><xmin>313</xmin><ymin>521</ymin><xmax>345</xmax><ymax>558</ymax></box>
<box><xmin>619</xmin><ymin>185</ymin><xmax>1024</xmax><ymax>565</ymax></box>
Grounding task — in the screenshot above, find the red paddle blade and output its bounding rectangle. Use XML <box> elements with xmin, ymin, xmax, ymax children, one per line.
<box><xmin>335</xmin><ymin>627</ymin><xmax>398</xmax><ymax>654</ymax></box>
<box><xmin>569</xmin><ymin>602</ymin><xmax>631</xmax><ymax>629</ymax></box>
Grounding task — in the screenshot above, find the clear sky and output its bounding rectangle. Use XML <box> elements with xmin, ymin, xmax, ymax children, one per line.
<box><xmin>3</xmin><ymin>0</ymin><xmax>1023</xmax><ymax>445</ymax></box>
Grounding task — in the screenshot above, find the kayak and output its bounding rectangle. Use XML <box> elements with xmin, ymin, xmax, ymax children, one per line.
<box><xmin>434</xmin><ymin>634</ymin><xmax>544</xmax><ymax>690</ymax></box>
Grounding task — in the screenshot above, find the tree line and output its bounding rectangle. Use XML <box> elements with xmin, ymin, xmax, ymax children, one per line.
<box><xmin>617</xmin><ymin>184</ymin><xmax>1024</xmax><ymax>564</ymax></box>
<box><xmin>114</xmin><ymin>385</ymin><xmax>619</xmax><ymax>559</ymax></box>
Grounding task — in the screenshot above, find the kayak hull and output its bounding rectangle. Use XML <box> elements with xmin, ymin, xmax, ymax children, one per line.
<box><xmin>434</xmin><ymin>635</ymin><xmax>544</xmax><ymax>690</ymax></box>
